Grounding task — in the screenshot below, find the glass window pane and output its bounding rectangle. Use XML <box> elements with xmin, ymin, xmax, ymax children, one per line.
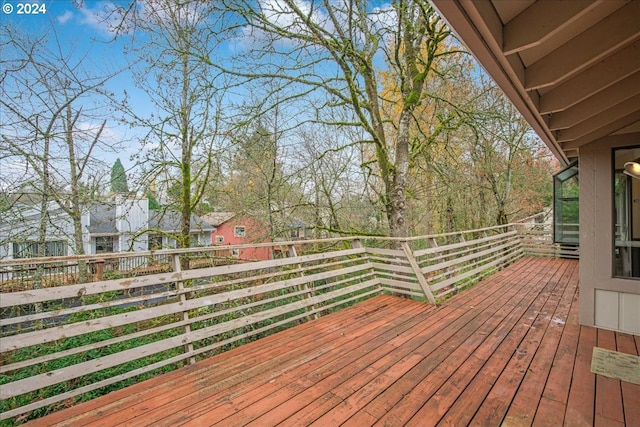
<box><xmin>553</xmin><ymin>162</ymin><xmax>579</xmax><ymax>244</ymax></box>
<box><xmin>613</xmin><ymin>146</ymin><xmax>640</xmax><ymax>278</ymax></box>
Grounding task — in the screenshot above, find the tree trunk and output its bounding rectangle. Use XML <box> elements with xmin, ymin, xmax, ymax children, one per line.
<box><xmin>496</xmin><ymin>209</ymin><xmax>508</xmax><ymax>225</ymax></box>
<box><xmin>179</xmin><ymin>46</ymin><xmax>192</xmax><ymax>271</ymax></box>
<box><xmin>65</xmin><ymin>106</ymin><xmax>89</xmax><ymax>281</ymax></box>
<box><xmin>446</xmin><ymin>196</ymin><xmax>455</xmax><ymax>233</ymax></box>
<box><xmin>387</xmin><ymin>111</ymin><xmax>412</xmax><ymax>246</ymax></box>
<box><xmin>34</xmin><ymin>132</ymin><xmax>52</xmax><ymax>305</ymax></box>
<box><xmin>314</xmin><ymin>189</ymin><xmax>322</xmax><ymax>239</ymax></box>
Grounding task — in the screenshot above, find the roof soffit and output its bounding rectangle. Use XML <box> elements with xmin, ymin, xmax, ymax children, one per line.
<box><xmin>432</xmin><ymin>0</ymin><xmax>640</xmax><ymax>161</ymax></box>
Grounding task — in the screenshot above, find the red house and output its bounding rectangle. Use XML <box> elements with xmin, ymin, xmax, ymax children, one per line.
<box><xmin>201</xmin><ymin>212</ymin><xmax>273</xmax><ymax>261</ymax></box>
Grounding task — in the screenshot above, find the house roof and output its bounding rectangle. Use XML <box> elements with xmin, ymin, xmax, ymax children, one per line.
<box><xmin>86</xmin><ymin>201</ymin><xmax>214</xmax><ymax>235</ymax></box>
<box><xmin>149</xmin><ymin>210</ymin><xmax>215</xmax><ymax>233</ymax></box>
<box><xmin>0</xmin><ymin>203</ymin><xmax>69</xmax><ymax>234</ymax></box>
<box><xmin>200</xmin><ymin>212</ymin><xmax>236</xmax><ymax>227</ymax></box>
<box><xmin>87</xmin><ymin>204</ymin><xmax>118</xmax><ymax>235</ymax></box>
<box><xmin>431</xmin><ymin>0</ymin><xmax>640</xmax><ymax>164</ymax></box>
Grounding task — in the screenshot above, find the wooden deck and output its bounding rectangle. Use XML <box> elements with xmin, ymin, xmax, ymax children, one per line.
<box><xmin>25</xmin><ymin>257</ymin><xmax>640</xmax><ymax>427</ymax></box>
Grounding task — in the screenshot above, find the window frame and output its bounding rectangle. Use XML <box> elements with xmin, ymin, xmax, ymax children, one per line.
<box><xmin>12</xmin><ymin>240</ymin><xmax>67</xmax><ymax>258</ymax></box>
<box><xmin>95</xmin><ymin>236</ymin><xmax>115</xmax><ymax>254</ymax></box>
<box><xmin>553</xmin><ymin>161</ymin><xmax>579</xmax><ymax>244</ymax></box>
<box><xmin>612</xmin><ymin>146</ymin><xmax>640</xmax><ymax>279</ymax></box>
<box><xmin>234</xmin><ymin>226</ymin><xmax>246</xmax><ymax>238</ymax></box>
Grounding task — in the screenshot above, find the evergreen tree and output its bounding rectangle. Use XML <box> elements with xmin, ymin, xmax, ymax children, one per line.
<box><xmin>147</xmin><ymin>191</ymin><xmax>161</xmax><ymax>210</ymax></box>
<box><xmin>110</xmin><ymin>158</ymin><xmax>129</xmax><ymax>194</ymax></box>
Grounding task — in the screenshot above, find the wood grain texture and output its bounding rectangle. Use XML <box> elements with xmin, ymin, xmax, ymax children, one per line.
<box><xmin>19</xmin><ymin>258</ymin><xmax>640</xmax><ymax>427</ymax></box>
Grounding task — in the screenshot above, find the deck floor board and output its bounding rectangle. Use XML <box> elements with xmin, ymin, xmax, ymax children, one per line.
<box><xmin>23</xmin><ymin>257</ymin><xmax>640</xmax><ymax>427</ymax></box>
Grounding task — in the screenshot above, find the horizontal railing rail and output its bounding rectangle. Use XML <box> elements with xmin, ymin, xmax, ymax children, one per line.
<box><xmin>514</xmin><ymin>223</ymin><xmax>579</xmax><ymax>259</ymax></box>
<box><xmin>0</xmin><ymin>237</ymin><xmax>366</xmax><ymax>291</ymax></box>
<box><xmin>0</xmin><ymin>222</ymin><xmax>577</xmax><ymax>422</ymax></box>
<box><xmin>0</xmin><ymin>238</ymin><xmax>380</xmax><ymax>421</ymax></box>
<box><xmin>415</xmin><ymin>228</ymin><xmax>523</xmax><ymax>299</ymax></box>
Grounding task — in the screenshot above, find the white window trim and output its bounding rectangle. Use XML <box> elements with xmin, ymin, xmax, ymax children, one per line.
<box><xmin>234</xmin><ymin>226</ymin><xmax>246</xmax><ymax>238</ymax></box>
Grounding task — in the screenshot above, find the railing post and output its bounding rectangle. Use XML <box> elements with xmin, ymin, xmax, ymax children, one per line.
<box><xmin>287</xmin><ymin>244</ymin><xmax>318</xmax><ymax>320</ymax></box>
<box><xmin>94</xmin><ymin>259</ymin><xmax>104</xmax><ymax>281</ymax></box>
<box><xmin>172</xmin><ymin>254</ymin><xmax>195</xmax><ymax>365</ymax></box>
<box><xmin>428</xmin><ymin>237</ymin><xmax>443</xmax><ymax>260</ymax></box>
<box><xmin>400</xmin><ymin>241</ymin><xmax>437</xmax><ymax>305</ymax></box>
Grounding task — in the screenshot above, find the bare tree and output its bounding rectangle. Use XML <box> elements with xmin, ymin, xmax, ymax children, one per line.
<box><xmin>1</xmin><ymin>23</ymin><xmax>121</xmax><ymax>263</ymax></box>
<box><xmin>120</xmin><ymin>0</ymin><xmax>230</xmax><ymax>254</ymax></box>
<box><xmin>223</xmin><ymin>109</ymin><xmax>308</xmax><ymax>241</ymax></box>
<box><xmin>296</xmin><ymin>123</ymin><xmax>370</xmax><ymax>236</ymax></box>
<box><xmin>467</xmin><ymin>86</ymin><xmax>553</xmax><ymax>225</ymax></box>
<box><xmin>215</xmin><ymin>0</ymin><xmax>459</xmax><ymax>242</ymax></box>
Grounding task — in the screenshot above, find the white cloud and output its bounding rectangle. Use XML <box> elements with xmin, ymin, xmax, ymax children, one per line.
<box><xmin>370</xmin><ymin>4</ymin><xmax>397</xmax><ymax>35</ymax></box>
<box><xmin>138</xmin><ymin>0</ymin><xmax>205</xmax><ymax>27</ymax></box>
<box><xmin>76</xmin><ymin>1</ymin><xmax>208</xmax><ymax>39</ymax></box>
<box><xmin>232</xmin><ymin>0</ymin><xmax>332</xmax><ymax>51</ymax></box>
<box><xmin>260</xmin><ymin>0</ymin><xmax>330</xmax><ymax>31</ymax></box>
<box><xmin>77</xmin><ymin>2</ymin><xmax>129</xmax><ymax>36</ymax></box>
<box><xmin>57</xmin><ymin>10</ymin><xmax>74</xmax><ymax>25</ymax></box>
<box><xmin>234</xmin><ymin>1</ymin><xmax>396</xmax><ymax>52</ymax></box>
<box><xmin>75</xmin><ymin>121</ymin><xmax>124</xmax><ymax>149</ymax></box>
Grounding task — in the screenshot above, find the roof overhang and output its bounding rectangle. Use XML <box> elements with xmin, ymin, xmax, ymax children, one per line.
<box><xmin>431</xmin><ymin>0</ymin><xmax>640</xmax><ymax>166</ymax></box>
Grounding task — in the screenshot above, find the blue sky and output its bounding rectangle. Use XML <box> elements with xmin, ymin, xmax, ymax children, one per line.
<box><xmin>1</xmin><ymin>1</ymin><xmax>275</xmax><ymax>178</ymax></box>
<box><xmin>1</xmin><ymin>0</ymin><xmax>440</xmax><ymax>186</ymax></box>
<box><xmin>2</xmin><ymin>1</ymin><xmax>264</xmax><ymax>178</ymax></box>
<box><xmin>1</xmin><ymin>1</ymin><xmax>157</xmax><ymax>174</ymax></box>
<box><xmin>2</xmin><ymin>1</ymin><xmax>129</xmax><ymax>67</ymax></box>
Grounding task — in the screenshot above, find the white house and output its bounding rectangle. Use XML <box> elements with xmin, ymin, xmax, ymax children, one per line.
<box><xmin>0</xmin><ymin>196</ymin><xmax>214</xmax><ymax>260</ymax></box>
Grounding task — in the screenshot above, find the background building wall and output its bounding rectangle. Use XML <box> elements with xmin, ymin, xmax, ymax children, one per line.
<box><xmin>213</xmin><ymin>217</ymin><xmax>272</xmax><ymax>261</ymax></box>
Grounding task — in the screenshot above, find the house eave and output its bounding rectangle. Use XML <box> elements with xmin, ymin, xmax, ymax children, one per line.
<box><xmin>431</xmin><ymin>0</ymin><xmax>640</xmax><ymax>164</ymax></box>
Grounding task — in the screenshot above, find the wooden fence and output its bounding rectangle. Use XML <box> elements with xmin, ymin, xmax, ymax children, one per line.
<box><xmin>0</xmin><ymin>224</ymin><xmax>574</xmax><ymax>422</ymax></box>
<box><xmin>515</xmin><ymin>222</ymin><xmax>579</xmax><ymax>259</ymax></box>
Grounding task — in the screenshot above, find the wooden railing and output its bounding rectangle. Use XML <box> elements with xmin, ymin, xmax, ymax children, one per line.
<box><xmin>366</xmin><ymin>225</ymin><xmax>523</xmax><ymax>301</ymax></box>
<box><xmin>0</xmin><ymin>223</ymin><xmax>575</xmax><ymax>422</ymax></box>
<box><xmin>515</xmin><ymin>222</ymin><xmax>579</xmax><ymax>259</ymax></box>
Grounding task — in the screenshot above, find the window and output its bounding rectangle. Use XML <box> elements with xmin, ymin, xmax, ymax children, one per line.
<box><xmin>215</xmin><ymin>235</ymin><xmax>224</xmax><ymax>243</ymax></box>
<box><xmin>95</xmin><ymin>236</ymin><xmax>114</xmax><ymax>253</ymax></box>
<box><xmin>148</xmin><ymin>234</ymin><xmax>162</xmax><ymax>250</ymax></box>
<box><xmin>613</xmin><ymin>147</ymin><xmax>640</xmax><ymax>278</ymax></box>
<box><xmin>553</xmin><ymin>162</ymin><xmax>579</xmax><ymax>244</ymax></box>
<box><xmin>231</xmin><ymin>248</ymin><xmax>240</xmax><ymax>257</ymax></box>
<box><xmin>12</xmin><ymin>241</ymin><xmax>67</xmax><ymax>258</ymax></box>
<box><xmin>234</xmin><ymin>226</ymin><xmax>246</xmax><ymax>238</ymax></box>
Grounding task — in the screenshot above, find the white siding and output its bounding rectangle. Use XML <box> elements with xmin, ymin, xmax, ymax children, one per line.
<box><xmin>0</xmin><ymin>207</ymin><xmax>76</xmax><ymax>257</ymax></box>
<box><xmin>115</xmin><ymin>197</ymin><xmax>149</xmax><ymax>252</ymax></box>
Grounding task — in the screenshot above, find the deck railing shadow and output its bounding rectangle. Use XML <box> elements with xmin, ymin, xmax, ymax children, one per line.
<box><xmin>0</xmin><ymin>223</ymin><xmax>576</xmax><ymax>423</ymax></box>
